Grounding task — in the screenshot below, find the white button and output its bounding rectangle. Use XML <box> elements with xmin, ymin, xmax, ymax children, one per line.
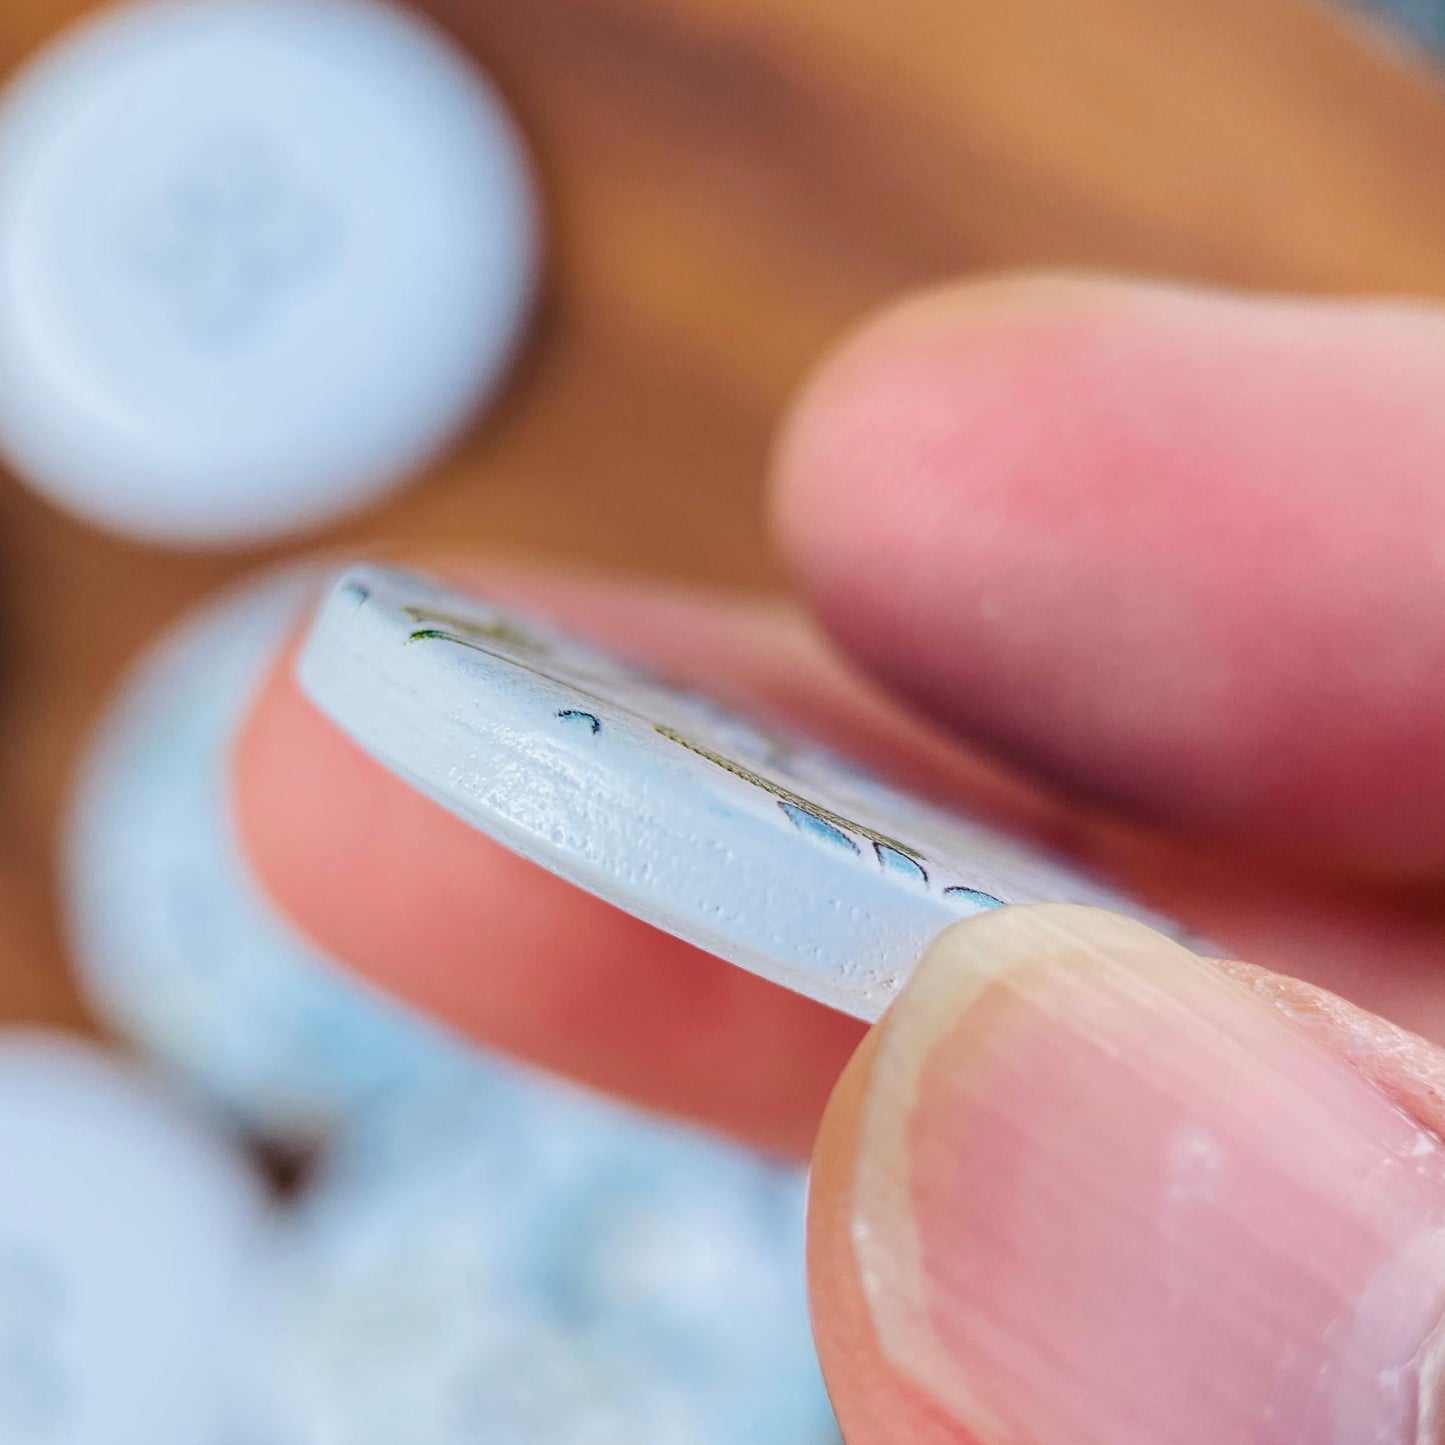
<box><xmin>0</xmin><ymin>0</ymin><xmax>539</xmax><ymax>545</ymax></box>
<box><xmin>64</xmin><ymin>568</ymin><xmax>461</xmax><ymax>1147</ymax></box>
<box><xmin>271</xmin><ymin>1061</ymin><xmax>838</xmax><ymax>1444</ymax></box>
<box><xmin>299</xmin><ymin>564</ymin><xmax>1201</xmax><ymax>1023</ymax></box>
<box><xmin>0</xmin><ymin>1031</ymin><xmax>270</xmax><ymax>1444</ymax></box>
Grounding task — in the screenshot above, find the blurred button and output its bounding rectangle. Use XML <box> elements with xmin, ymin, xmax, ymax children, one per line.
<box><xmin>0</xmin><ymin>0</ymin><xmax>539</xmax><ymax>545</ymax></box>
<box><xmin>0</xmin><ymin>1031</ymin><xmax>269</xmax><ymax>1444</ymax></box>
<box><xmin>63</xmin><ymin>568</ymin><xmax>461</xmax><ymax>1149</ymax></box>
<box><xmin>269</xmin><ymin>1060</ymin><xmax>841</xmax><ymax>1445</ymax></box>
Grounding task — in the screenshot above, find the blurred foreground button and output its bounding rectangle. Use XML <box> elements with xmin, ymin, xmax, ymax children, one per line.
<box><xmin>0</xmin><ymin>0</ymin><xmax>538</xmax><ymax>546</ymax></box>
<box><xmin>0</xmin><ymin>1032</ymin><xmax>270</xmax><ymax>1444</ymax></box>
<box><xmin>270</xmin><ymin>1060</ymin><xmax>840</xmax><ymax>1445</ymax></box>
<box><xmin>64</xmin><ymin>567</ymin><xmax>459</xmax><ymax>1149</ymax></box>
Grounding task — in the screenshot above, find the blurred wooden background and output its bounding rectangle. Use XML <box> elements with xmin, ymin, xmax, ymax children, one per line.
<box><xmin>3</xmin><ymin>0</ymin><xmax>1445</xmax><ymax>1030</ymax></box>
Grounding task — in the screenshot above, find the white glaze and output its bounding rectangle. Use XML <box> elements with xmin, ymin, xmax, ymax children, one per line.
<box><xmin>299</xmin><ymin>564</ymin><xmax>1194</xmax><ymax>1020</ymax></box>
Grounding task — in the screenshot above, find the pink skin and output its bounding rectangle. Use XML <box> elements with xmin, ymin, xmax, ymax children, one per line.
<box><xmin>853</xmin><ymin>909</ymin><xmax>1445</xmax><ymax>1445</ymax></box>
<box><xmin>234</xmin><ymin>274</ymin><xmax>1445</xmax><ymax>1442</ymax></box>
<box><xmin>776</xmin><ymin>276</ymin><xmax>1445</xmax><ymax>877</ymax></box>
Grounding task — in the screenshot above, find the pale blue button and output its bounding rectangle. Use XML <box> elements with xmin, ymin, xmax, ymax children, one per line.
<box><xmin>269</xmin><ymin>1058</ymin><xmax>840</xmax><ymax>1444</ymax></box>
<box><xmin>0</xmin><ymin>0</ymin><xmax>538</xmax><ymax>545</ymax></box>
<box><xmin>0</xmin><ymin>1032</ymin><xmax>271</xmax><ymax>1445</ymax></box>
<box><xmin>63</xmin><ymin>569</ymin><xmax>462</xmax><ymax>1147</ymax></box>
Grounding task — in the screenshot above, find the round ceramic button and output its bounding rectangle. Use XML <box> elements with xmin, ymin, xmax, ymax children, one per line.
<box><xmin>0</xmin><ymin>1032</ymin><xmax>271</xmax><ymax>1445</ymax></box>
<box><xmin>64</xmin><ymin>567</ymin><xmax>460</xmax><ymax>1147</ymax></box>
<box><xmin>299</xmin><ymin>563</ymin><xmax>1200</xmax><ymax>1022</ymax></box>
<box><xmin>0</xmin><ymin>0</ymin><xmax>538</xmax><ymax>545</ymax></box>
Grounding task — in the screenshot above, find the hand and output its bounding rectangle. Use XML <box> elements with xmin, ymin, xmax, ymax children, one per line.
<box><xmin>234</xmin><ymin>274</ymin><xmax>1445</xmax><ymax>1444</ymax></box>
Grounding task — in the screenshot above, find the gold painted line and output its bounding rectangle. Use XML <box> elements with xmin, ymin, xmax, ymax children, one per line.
<box><xmin>401</xmin><ymin>615</ymin><xmax>927</xmax><ymax>869</ymax></box>
<box><xmin>653</xmin><ymin>725</ymin><xmax>925</xmax><ymax>862</ymax></box>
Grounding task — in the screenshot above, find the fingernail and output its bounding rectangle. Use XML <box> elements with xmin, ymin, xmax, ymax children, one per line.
<box><xmin>854</xmin><ymin>904</ymin><xmax>1445</xmax><ymax>1445</ymax></box>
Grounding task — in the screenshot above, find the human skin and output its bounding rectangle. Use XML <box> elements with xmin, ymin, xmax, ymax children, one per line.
<box><xmin>234</xmin><ymin>275</ymin><xmax>1445</xmax><ymax>1442</ymax></box>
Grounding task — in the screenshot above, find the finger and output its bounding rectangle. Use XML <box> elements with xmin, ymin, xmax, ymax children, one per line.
<box><xmin>235</xmin><ymin>560</ymin><xmax>1445</xmax><ymax>1152</ymax></box>
<box><xmin>808</xmin><ymin>904</ymin><xmax>1445</xmax><ymax>1445</ymax></box>
<box><xmin>808</xmin><ymin>1029</ymin><xmax>962</xmax><ymax>1444</ymax></box>
<box><xmin>775</xmin><ymin>275</ymin><xmax>1445</xmax><ymax>877</ymax></box>
<box><xmin>236</xmin><ymin>561</ymin><xmax>1067</xmax><ymax>1157</ymax></box>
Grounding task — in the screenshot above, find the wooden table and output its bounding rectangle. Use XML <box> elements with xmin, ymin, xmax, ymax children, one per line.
<box><xmin>3</xmin><ymin>0</ymin><xmax>1445</xmax><ymax>1032</ymax></box>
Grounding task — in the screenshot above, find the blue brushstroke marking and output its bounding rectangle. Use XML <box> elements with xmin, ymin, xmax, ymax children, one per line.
<box><xmin>339</xmin><ymin>581</ymin><xmax>369</xmax><ymax>608</ymax></box>
<box><xmin>779</xmin><ymin>801</ymin><xmax>858</xmax><ymax>854</ymax></box>
<box><xmin>556</xmin><ymin>709</ymin><xmax>602</xmax><ymax>735</ymax></box>
<box><xmin>943</xmin><ymin>886</ymin><xmax>1004</xmax><ymax>911</ymax></box>
<box><xmin>874</xmin><ymin>843</ymin><xmax>927</xmax><ymax>885</ymax></box>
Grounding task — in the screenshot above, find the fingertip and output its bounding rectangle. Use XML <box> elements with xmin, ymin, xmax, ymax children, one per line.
<box><xmin>772</xmin><ymin>275</ymin><xmax>1445</xmax><ymax>872</ymax></box>
<box><xmin>773</xmin><ymin>271</ymin><xmax>1144</xmax><ymax>567</ymax></box>
<box><xmin>827</xmin><ymin>905</ymin><xmax>1445</xmax><ymax>1445</ymax></box>
<box><xmin>231</xmin><ymin>637</ymin><xmax>441</xmax><ymax>990</ymax></box>
<box><xmin>808</xmin><ymin>1029</ymin><xmax>965</xmax><ymax>1445</ymax></box>
<box><xmin>230</xmin><ymin>637</ymin><xmax>321</xmax><ymax>939</ymax></box>
<box><xmin>772</xmin><ymin>272</ymin><xmax>1209</xmax><ymax>708</ymax></box>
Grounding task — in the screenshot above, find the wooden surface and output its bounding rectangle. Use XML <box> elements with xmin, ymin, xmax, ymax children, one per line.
<box><xmin>3</xmin><ymin>0</ymin><xmax>1445</xmax><ymax>1032</ymax></box>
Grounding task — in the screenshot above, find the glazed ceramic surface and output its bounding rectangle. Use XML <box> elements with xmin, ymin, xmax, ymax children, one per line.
<box><xmin>300</xmin><ymin>563</ymin><xmax>1194</xmax><ymax>1020</ymax></box>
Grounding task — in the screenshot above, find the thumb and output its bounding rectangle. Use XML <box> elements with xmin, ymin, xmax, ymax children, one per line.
<box><xmin>808</xmin><ymin>905</ymin><xmax>1445</xmax><ymax>1445</ymax></box>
